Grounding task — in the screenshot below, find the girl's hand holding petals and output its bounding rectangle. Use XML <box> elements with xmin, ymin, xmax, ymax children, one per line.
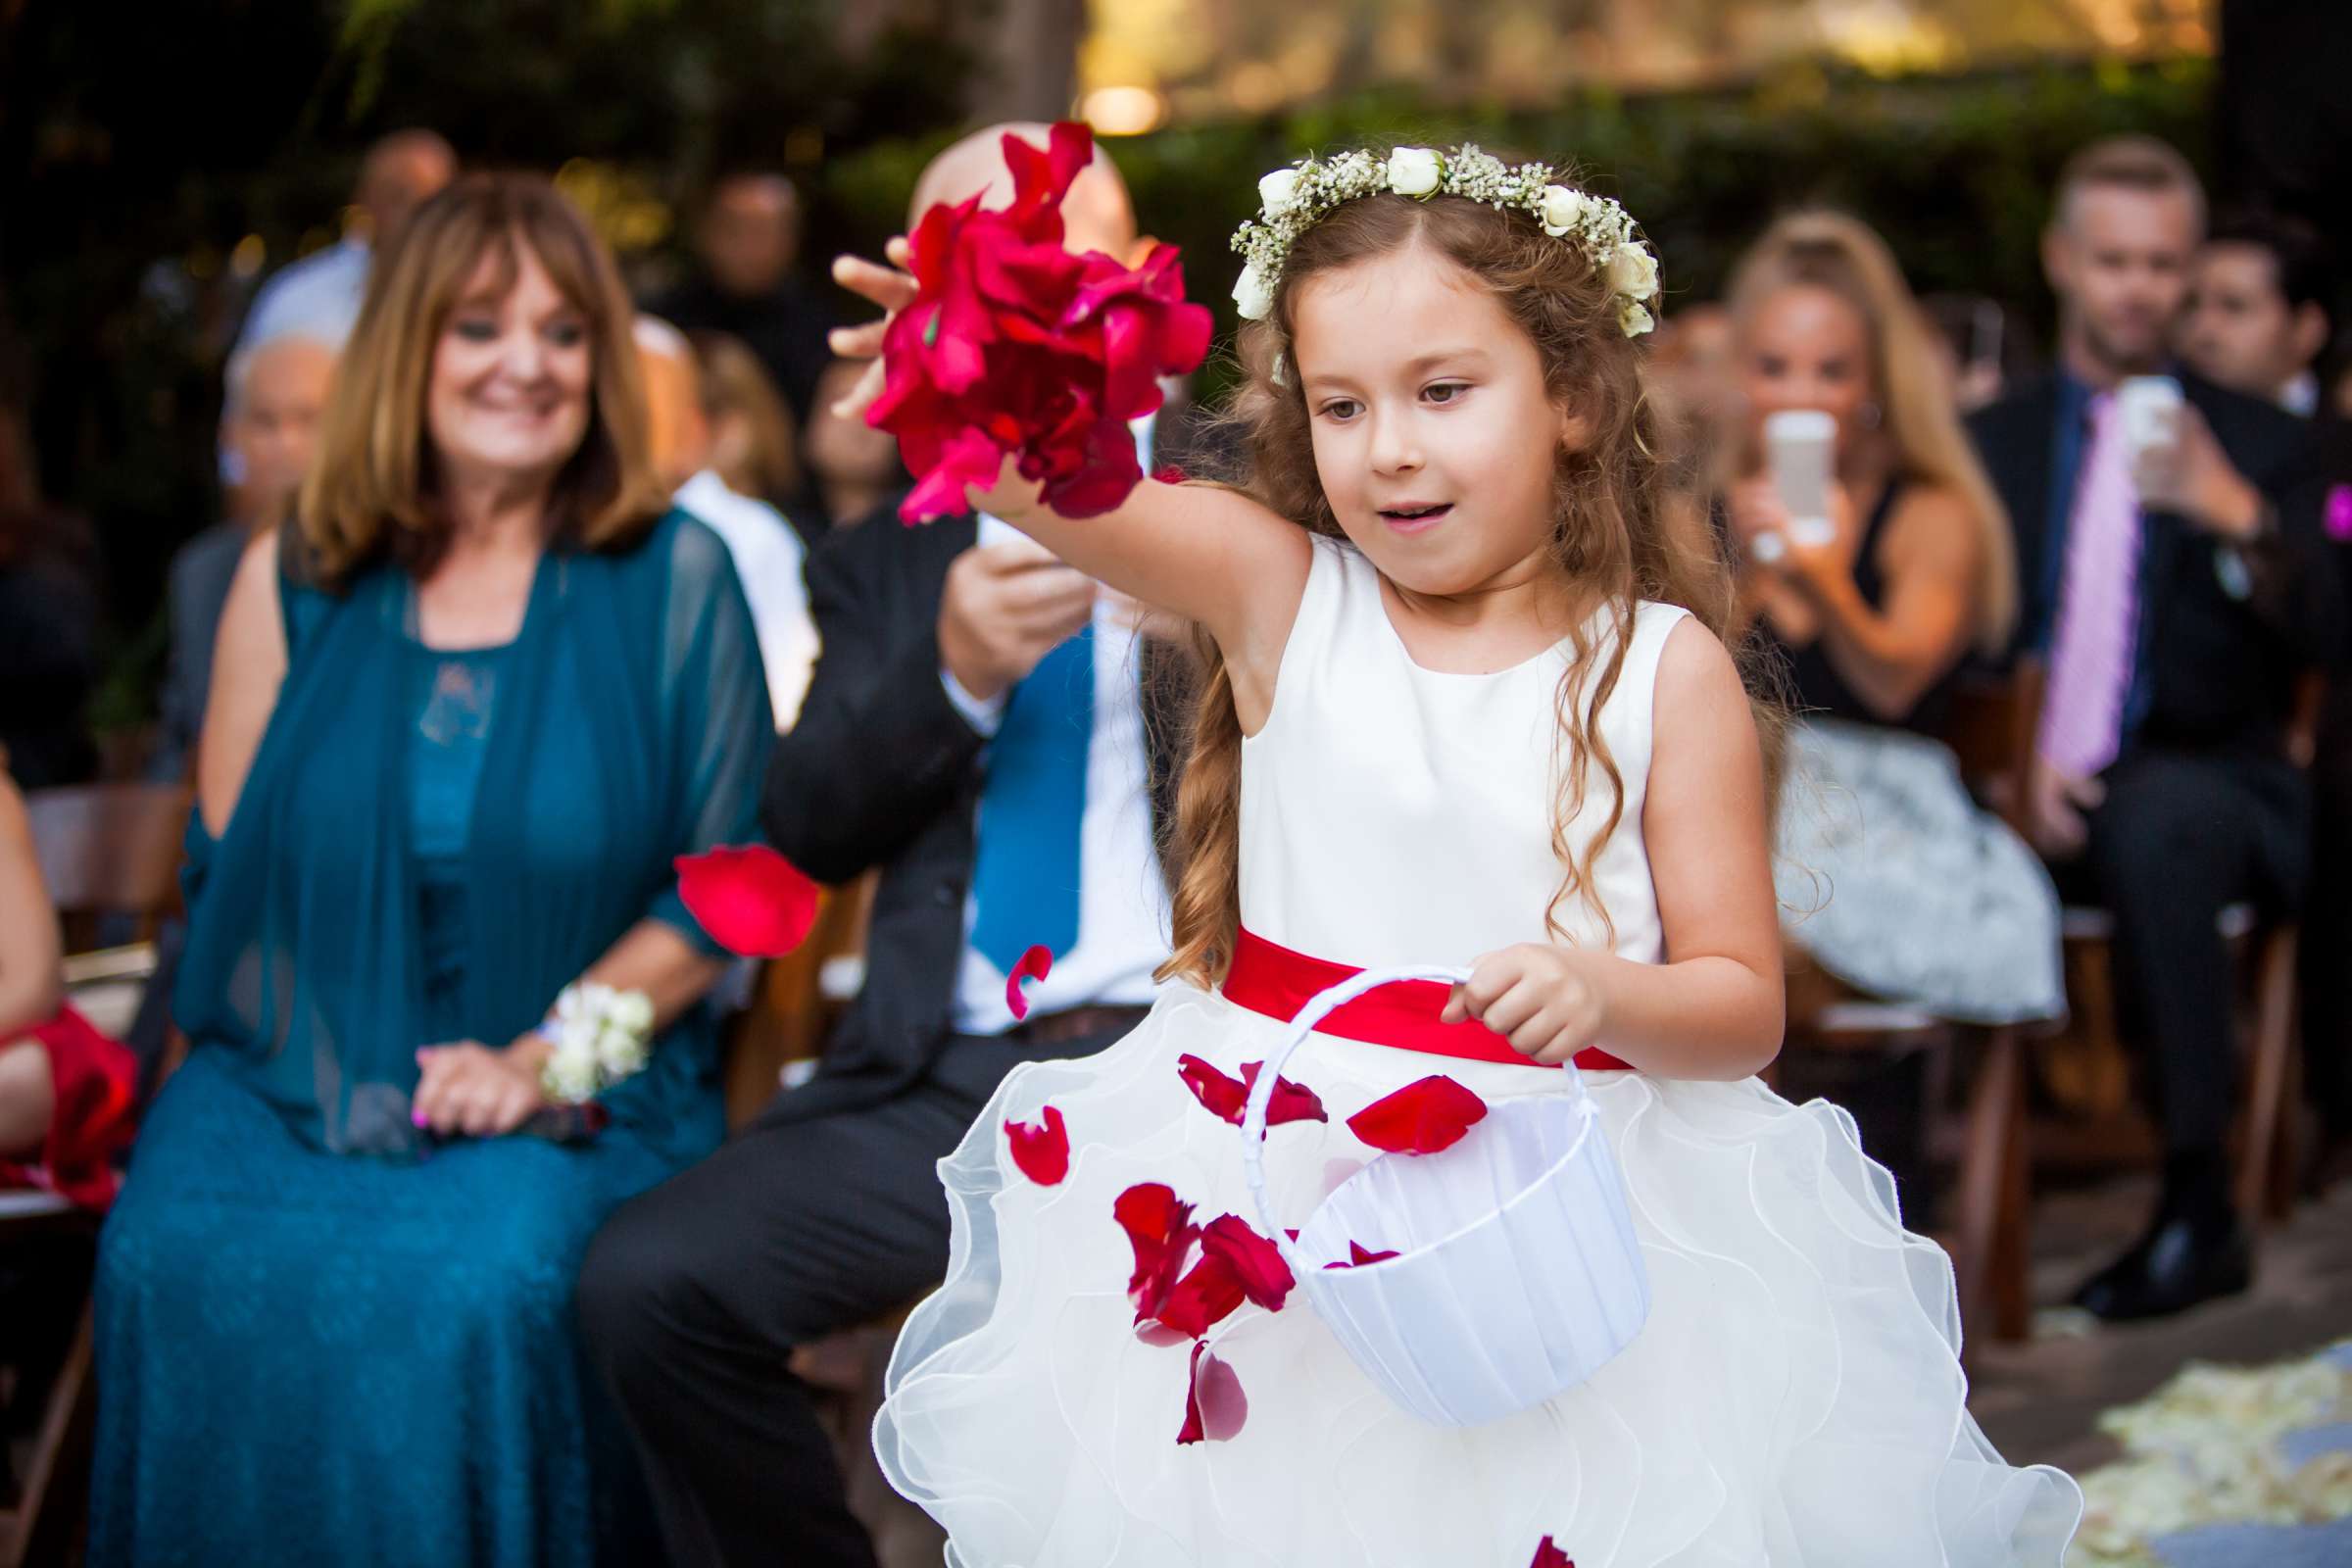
<box><xmin>1441</xmin><ymin>944</ymin><xmax>1608</xmax><ymax>1066</ymax></box>
<box><xmin>967</xmin><ymin>451</ymin><xmax>1050</xmax><ymax>525</ymax></box>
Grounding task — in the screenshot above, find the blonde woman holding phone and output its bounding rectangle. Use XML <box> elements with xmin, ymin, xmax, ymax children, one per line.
<box><xmin>1716</xmin><ymin>212</ymin><xmax>2064</xmax><ymax>1031</ymax></box>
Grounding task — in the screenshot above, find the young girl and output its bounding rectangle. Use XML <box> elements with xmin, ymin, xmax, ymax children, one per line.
<box><xmin>850</xmin><ymin>145</ymin><xmax>2082</xmax><ymax>1565</ymax></box>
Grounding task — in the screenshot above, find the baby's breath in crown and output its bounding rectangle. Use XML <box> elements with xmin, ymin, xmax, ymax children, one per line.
<box><xmin>1230</xmin><ymin>144</ymin><xmax>1660</xmax><ymax>339</ymax></box>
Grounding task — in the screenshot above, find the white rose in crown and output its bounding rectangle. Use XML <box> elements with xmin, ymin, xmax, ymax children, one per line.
<box><xmin>1619</xmin><ymin>298</ymin><xmax>1655</xmax><ymax>338</ymax></box>
<box><xmin>1607</xmin><ymin>241</ymin><xmax>1660</xmax><ymax>304</ymax></box>
<box><xmin>1233</xmin><ymin>262</ymin><xmax>1275</xmax><ymax>321</ymax></box>
<box><xmin>1257</xmin><ymin>167</ymin><xmax>1300</xmax><ymax>219</ymax></box>
<box><xmin>1540</xmin><ymin>184</ymin><xmax>1587</xmax><ymax>237</ymax></box>
<box><xmin>1387</xmin><ymin>147</ymin><xmax>1443</xmax><ymax>198</ymax></box>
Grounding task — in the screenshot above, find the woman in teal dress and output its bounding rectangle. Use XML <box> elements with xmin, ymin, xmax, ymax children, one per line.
<box><xmin>91</xmin><ymin>174</ymin><xmax>773</xmax><ymax>1565</ymax></box>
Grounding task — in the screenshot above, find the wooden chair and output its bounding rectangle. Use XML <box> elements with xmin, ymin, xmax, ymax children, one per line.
<box><xmin>3</xmin><ymin>781</ymin><xmax>190</xmax><ymax>1568</ymax></box>
<box><xmin>721</xmin><ymin>872</ymin><xmax>876</xmax><ymax>1130</ymax></box>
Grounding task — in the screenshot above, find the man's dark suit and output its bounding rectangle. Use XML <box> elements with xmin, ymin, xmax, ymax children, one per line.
<box><xmin>1968</xmin><ymin>370</ymin><xmax>2341</xmax><ymax>1191</ymax></box>
<box><xmin>577</xmin><ymin>499</ymin><xmax>1186</xmax><ymax>1567</ymax></box>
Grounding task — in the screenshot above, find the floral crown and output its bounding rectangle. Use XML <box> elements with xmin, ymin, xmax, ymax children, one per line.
<box><xmin>1230</xmin><ymin>144</ymin><xmax>1659</xmax><ymax>339</ymax></box>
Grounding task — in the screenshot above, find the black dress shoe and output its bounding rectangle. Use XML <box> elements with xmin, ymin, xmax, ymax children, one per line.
<box><xmin>2070</xmin><ymin>1210</ymin><xmax>2252</xmax><ymax>1321</ymax></box>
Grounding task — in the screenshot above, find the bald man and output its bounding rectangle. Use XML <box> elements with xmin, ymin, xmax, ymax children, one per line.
<box><xmin>233</xmin><ymin>128</ymin><xmax>455</xmax><ymax>356</ymax></box>
<box><xmin>580</xmin><ymin>125</ymin><xmax>1185</xmax><ymax>1568</ymax></box>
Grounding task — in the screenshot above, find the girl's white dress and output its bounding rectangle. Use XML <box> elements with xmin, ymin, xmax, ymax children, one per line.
<box><xmin>874</xmin><ymin>536</ymin><xmax>2082</xmax><ymax>1566</ymax></box>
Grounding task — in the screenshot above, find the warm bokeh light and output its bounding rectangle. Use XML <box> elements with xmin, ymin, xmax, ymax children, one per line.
<box><xmin>1082</xmin><ymin>83</ymin><xmax>1167</xmax><ymax>136</ymax></box>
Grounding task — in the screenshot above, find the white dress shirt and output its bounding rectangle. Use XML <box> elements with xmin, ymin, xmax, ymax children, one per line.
<box><xmin>675</xmin><ymin>468</ymin><xmax>820</xmax><ymax>729</ymax></box>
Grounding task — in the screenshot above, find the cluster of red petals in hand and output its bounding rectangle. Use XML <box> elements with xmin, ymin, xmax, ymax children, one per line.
<box><xmin>1347</xmin><ymin>1074</ymin><xmax>1490</xmax><ymax>1155</ymax></box>
<box><xmin>673</xmin><ymin>845</ymin><xmax>821</xmax><ymax>957</ymax></box>
<box><xmin>1175</xmin><ymin>1054</ymin><xmax>1327</xmax><ymax>1129</ymax></box>
<box><xmin>1004</xmin><ymin>943</ymin><xmax>1055</xmax><ymax>1021</ymax></box>
<box><xmin>1004</xmin><ymin>1104</ymin><xmax>1069</xmax><ymax>1185</ymax></box>
<box><xmin>868</xmin><ymin>121</ymin><xmax>1213</xmax><ymax>525</ymax></box>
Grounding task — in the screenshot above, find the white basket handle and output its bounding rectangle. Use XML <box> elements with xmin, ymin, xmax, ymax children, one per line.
<box><xmin>1238</xmin><ymin>963</ymin><xmax>1593</xmax><ymax>1285</ymax></box>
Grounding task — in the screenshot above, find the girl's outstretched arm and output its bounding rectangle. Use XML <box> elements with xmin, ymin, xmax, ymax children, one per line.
<box><xmin>831</xmin><ymin>247</ymin><xmax>1311</xmax><ymax>726</ymax></box>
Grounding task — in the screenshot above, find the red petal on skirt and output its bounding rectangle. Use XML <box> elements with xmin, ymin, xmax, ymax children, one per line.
<box><xmin>1113</xmin><ymin>1182</ymin><xmax>1197</xmax><ymax>1319</ymax></box>
<box><xmin>1241</xmin><ymin>1060</ymin><xmax>1328</xmax><ymax>1126</ymax></box>
<box><xmin>1324</xmin><ymin>1240</ymin><xmax>1401</xmax><ymax>1270</ymax></box>
<box><xmin>1530</xmin><ymin>1537</ymin><xmax>1575</xmax><ymax>1567</ymax></box>
<box><xmin>1155</xmin><ymin>1254</ymin><xmax>1246</xmax><ymax>1338</ymax></box>
<box><xmin>1004</xmin><ymin>1105</ymin><xmax>1069</xmax><ymax>1185</ymax></box>
<box><xmin>1177</xmin><ymin>1341</ymin><xmax>1249</xmax><ymax>1445</ymax></box>
<box><xmin>1346</xmin><ymin>1074</ymin><xmax>1489</xmax><ymax>1155</ymax></box>
<box><xmin>1176</xmin><ymin>1055</ymin><xmax>1325</xmax><ymax>1128</ymax></box>
<box><xmin>1199</xmin><ymin>1214</ymin><xmax>1294</xmax><ymax>1311</ymax></box>
<box><xmin>672</xmin><ymin>845</ymin><xmax>821</xmax><ymax>957</ymax></box>
<box><xmin>1004</xmin><ymin>944</ymin><xmax>1054</xmax><ymax>1021</ymax></box>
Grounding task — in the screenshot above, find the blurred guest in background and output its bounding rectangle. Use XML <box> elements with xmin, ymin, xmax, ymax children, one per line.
<box><xmin>689</xmin><ymin>327</ymin><xmax>808</xmax><ymax>532</ymax></box>
<box><xmin>1723</xmin><ymin>213</ymin><xmax>2058</xmax><ymax>1031</ymax></box>
<box><xmin>0</xmin><ymin>400</ymin><xmax>100</xmax><ymax>791</ymax></box>
<box><xmin>647</xmin><ymin>172</ymin><xmax>838</xmax><ymax>439</ymax></box>
<box><xmin>1647</xmin><ymin>301</ymin><xmax>1739</xmax><ymax>496</ymax></box>
<box><xmin>2180</xmin><ymin>213</ymin><xmax>2335</xmax><ymax>416</ymax></box>
<box><xmin>1969</xmin><ymin>136</ymin><xmax>2344</xmax><ymax>1319</ymax></box>
<box><xmin>0</xmin><ymin>759</ymin><xmax>138</xmax><ymax>1209</ymax></box>
<box><xmin>638</xmin><ymin>316</ymin><xmax>817</xmax><ymax>728</ymax></box>
<box><xmin>153</xmin><ymin>331</ymin><xmax>339</xmax><ymax>782</ymax></box>
<box><xmin>232</xmin><ymin>128</ymin><xmax>454</xmax><ymax>356</ymax></box>
<box><xmin>802</xmin><ymin>356</ymin><xmax>907</xmax><ymax>527</ymax></box>
<box><xmin>2179</xmin><ymin>212</ymin><xmax>2351</xmax><ymax>1172</ymax></box>
<box><xmin>92</xmin><ymin>174</ymin><xmax>771</xmax><ymax>1566</ymax></box>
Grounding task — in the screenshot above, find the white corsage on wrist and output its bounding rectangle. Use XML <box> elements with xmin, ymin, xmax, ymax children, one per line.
<box><xmin>1230</xmin><ymin>144</ymin><xmax>1660</xmax><ymax>337</ymax></box>
<box><xmin>537</xmin><ymin>983</ymin><xmax>656</xmax><ymax>1104</ymax></box>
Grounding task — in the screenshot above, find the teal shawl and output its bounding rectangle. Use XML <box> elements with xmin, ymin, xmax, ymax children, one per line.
<box><xmin>173</xmin><ymin>510</ymin><xmax>771</xmax><ymax>1162</ymax></box>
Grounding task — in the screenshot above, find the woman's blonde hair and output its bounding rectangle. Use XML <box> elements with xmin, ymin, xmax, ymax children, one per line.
<box><xmin>1725</xmin><ymin>211</ymin><xmax>2018</xmax><ymax>650</ymax></box>
<box><xmin>690</xmin><ymin>329</ymin><xmax>802</xmax><ymax>507</ymax></box>
<box><xmin>1160</xmin><ymin>179</ymin><xmax>1772</xmax><ymax>988</ymax></box>
<box><xmin>300</xmin><ymin>172</ymin><xmax>667</xmax><ymax>584</ymax></box>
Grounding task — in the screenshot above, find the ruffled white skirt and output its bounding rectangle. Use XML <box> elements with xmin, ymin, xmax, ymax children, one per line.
<box><xmin>874</xmin><ymin>985</ymin><xmax>2082</xmax><ymax>1566</ymax></box>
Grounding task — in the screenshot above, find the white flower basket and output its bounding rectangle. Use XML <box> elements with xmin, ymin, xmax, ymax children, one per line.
<box><xmin>1240</xmin><ymin>964</ymin><xmax>1651</xmax><ymax>1428</ymax></box>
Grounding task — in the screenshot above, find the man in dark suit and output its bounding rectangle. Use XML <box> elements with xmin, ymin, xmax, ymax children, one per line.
<box><xmin>577</xmin><ymin>126</ymin><xmax>1186</xmax><ymax>1567</ymax></box>
<box><xmin>1969</xmin><ymin>137</ymin><xmax>2344</xmax><ymax>1320</ymax></box>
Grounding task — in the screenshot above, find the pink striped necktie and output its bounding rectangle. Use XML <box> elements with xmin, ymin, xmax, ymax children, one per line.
<box><xmin>2036</xmin><ymin>391</ymin><xmax>2141</xmax><ymax>780</ymax></box>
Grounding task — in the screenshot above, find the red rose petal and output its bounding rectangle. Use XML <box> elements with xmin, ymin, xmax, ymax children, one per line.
<box><xmin>673</xmin><ymin>845</ymin><xmax>821</xmax><ymax>957</ymax></box>
<box><xmin>1177</xmin><ymin>1341</ymin><xmax>1249</xmax><ymax>1445</ymax></box>
<box><xmin>1004</xmin><ymin>944</ymin><xmax>1054</xmax><ymax>1021</ymax></box>
<box><xmin>1530</xmin><ymin>1538</ymin><xmax>1575</xmax><ymax>1568</ymax></box>
<box><xmin>1113</xmin><ymin>1182</ymin><xmax>1196</xmax><ymax>1322</ymax></box>
<box><xmin>1004</xmin><ymin>1104</ymin><xmax>1069</xmax><ymax>1185</ymax></box>
<box><xmin>1200</xmin><ymin>1214</ymin><xmax>1294</xmax><ymax>1311</ymax></box>
<box><xmin>1156</xmin><ymin>1253</ymin><xmax>1246</xmax><ymax>1338</ymax></box>
<box><xmin>1176</xmin><ymin>1055</ymin><xmax>1326</xmax><ymax>1128</ymax></box>
<box><xmin>1347</xmin><ymin>1075</ymin><xmax>1490</xmax><ymax>1155</ymax></box>
<box><xmin>1324</xmin><ymin>1240</ymin><xmax>1402</xmax><ymax>1271</ymax></box>
<box><xmin>1152</xmin><ymin>463</ymin><xmax>1189</xmax><ymax>486</ymax></box>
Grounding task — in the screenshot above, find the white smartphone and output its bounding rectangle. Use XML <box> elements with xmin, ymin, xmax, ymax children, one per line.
<box><xmin>1764</xmin><ymin>409</ymin><xmax>1838</xmax><ymax>549</ymax></box>
<box><xmin>2117</xmin><ymin>375</ymin><xmax>2183</xmax><ymax>466</ymax></box>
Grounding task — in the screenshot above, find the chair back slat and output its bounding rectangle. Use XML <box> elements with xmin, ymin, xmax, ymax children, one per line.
<box><xmin>24</xmin><ymin>783</ymin><xmax>192</xmax><ymax>929</ymax></box>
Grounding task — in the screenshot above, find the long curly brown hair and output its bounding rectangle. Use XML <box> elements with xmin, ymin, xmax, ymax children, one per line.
<box><xmin>1158</xmin><ymin>181</ymin><xmax>1773</xmax><ymax>988</ymax></box>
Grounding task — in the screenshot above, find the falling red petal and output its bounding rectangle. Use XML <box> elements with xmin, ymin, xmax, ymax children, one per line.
<box><xmin>1200</xmin><ymin>1214</ymin><xmax>1294</xmax><ymax>1311</ymax></box>
<box><xmin>1155</xmin><ymin>1253</ymin><xmax>1246</xmax><ymax>1338</ymax></box>
<box><xmin>1530</xmin><ymin>1538</ymin><xmax>1576</xmax><ymax>1568</ymax></box>
<box><xmin>1004</xmin><ymin>944</ymin><xmax>1054</xmax><ymax>1021</ymax></box>
<box><xmin>1113</xmin><ymin>1182</ymin><xmax>1197</xmax><ymax>1323</ymax></box>
<box><xmin>1347</xmin><ymin>1075</ymin><xmax>1490</xmax><ymax>1155</ymax></box>
<box><xmin>1004</xmin><ymin>1104</ymin><xmax>1069</xmax><ymax>1185</ymax></box>
<box><xmin>1177</xmin><ymin>1055</ymin><xmax>1326</xmax><ymax>1129</ymax></box>
<box><xmin>1177</xmin><ymin>1342</ymin><xmax>1249</xmax><ymax>1445</ymax></box>
<box><xmin>672</xmin><ymin>846</ymin><xmax>821</xmax><ymax>957</ymax></box>
<box><xmin>1241</xmin><ymin>1061</ymin><xmax>1328</xmax><ymax>1126</ymax></box>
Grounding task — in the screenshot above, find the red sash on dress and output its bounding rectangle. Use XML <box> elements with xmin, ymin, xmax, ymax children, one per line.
<box><xmin>1221</xmin><ymin>926</ymin><xmax>1632</xmax><ymax>1073</ymax></box>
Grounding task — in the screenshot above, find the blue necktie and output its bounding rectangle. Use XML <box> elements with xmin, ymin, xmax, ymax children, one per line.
<box><xmin>969</xmin><ymin>620</ymin><xmax>1092</xmax><ymax>974</ymax></box>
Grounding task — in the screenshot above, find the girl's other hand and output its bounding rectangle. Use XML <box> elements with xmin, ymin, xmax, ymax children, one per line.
<box><xmin>1441</xmin><ymin>944</ymin><xmax>1608</xmax><ymax>1066</ymax></box>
